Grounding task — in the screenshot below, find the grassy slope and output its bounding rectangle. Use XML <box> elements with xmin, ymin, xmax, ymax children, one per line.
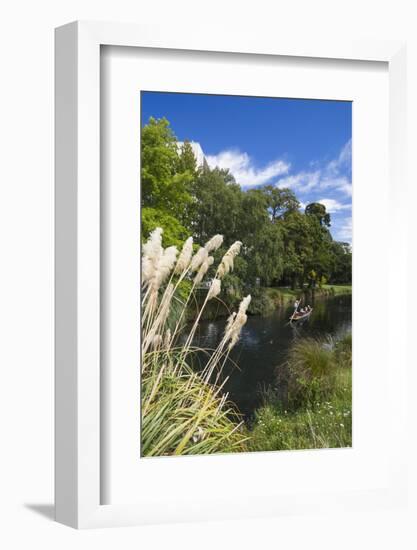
<box><xmin>265</xmin><ymin>285</ymin><xmax>352</xmax><ymax>307</ymax></box>
<box><xmin>321</xmin><ymin>284</ymin><xmax>352</xmax><ymax>295</ymax></box>
<box><xmin>248</xmin><ymin>369</ymin><xmax>352</xmax><ymax>451</ymax></box>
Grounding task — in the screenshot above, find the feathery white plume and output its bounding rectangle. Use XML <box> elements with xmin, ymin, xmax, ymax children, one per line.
<box><xmin>218</xmin><ymin>241</ymin><xmax>242</xmax><ymax>278</ymax></box>
<box><xmin>142</xmin><ymin>227</ymin><xmax>163</xmax><ymax>287</ymax></box>
<box><xmin>154</xmin><ymin>246</ymin><xmax>178</xmax><ymax>289</ymax></box>
<box><xmin>204</xmin><ymin>234</ymin><xmax>224</xmax><ymax>253</ymax></box>
<box><xmin>174</xmin><ymin>237</ymin><xmax>193</xmax><ymax>274</ymax></box>
<box><xmin>151</xmin><ymin>334</ymin><xmax>163</xmax><ymax>349</ymax></box>
<box><xmin>225</xmin><ymin>312</ymin><xmax>236</xmax><ymax>333</ymax></box>
<box><xmin>164</xmin><ymin>328</ymin><xmax>171</xmax><ymax>348</ymax></box>
<box><xmin>190</xmin><ymin>246</ymin><xmax>208</xmax><ymax>273</ymax></box>
<box><xmin>224</xmin><ymin>294</ymin><xmax>251</xmax><ymax>350</ymax></box>
<box><xmin>207</xmin><ymin>278</ymin><xmax>221</xmax><ymax>300</ymax></box>
<box><xmin>194</xmin><ymin>256</ymin><xmax>214</xmax><ymax>285</ymax></box>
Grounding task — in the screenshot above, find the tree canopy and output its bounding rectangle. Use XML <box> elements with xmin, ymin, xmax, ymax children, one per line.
<box><xmin>141</xmin><ymin>116</ymin><xmax>352</xmax><ymax>292</ymax></box>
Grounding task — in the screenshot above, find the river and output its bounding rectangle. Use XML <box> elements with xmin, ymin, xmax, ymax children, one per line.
<box><xmin>191</xmin><ymin>293</ymin><xmax>352</xmax><ymax>419</ymax></box>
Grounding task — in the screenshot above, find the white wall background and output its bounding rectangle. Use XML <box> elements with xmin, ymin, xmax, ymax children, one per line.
<box><xmin>0</xmin><ymin>1</ymin><xmax>416</xmax><ymax>548</ymax></box>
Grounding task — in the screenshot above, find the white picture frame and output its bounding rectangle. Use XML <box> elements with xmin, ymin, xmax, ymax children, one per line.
<box><xmin>55</xmin><ymin>21</ymin><xmax>407</xmax><ymax>529</ymax></box>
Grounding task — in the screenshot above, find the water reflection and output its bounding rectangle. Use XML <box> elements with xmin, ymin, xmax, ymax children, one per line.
<box><xmin>191</xmin><ymin>294</ymin><xmax>352</xmax><ymax>419</ymax></box>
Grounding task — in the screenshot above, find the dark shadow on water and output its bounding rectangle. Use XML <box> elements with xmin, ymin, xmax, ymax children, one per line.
<box><xmin>192</xmin><ymin>293</ymin><xmax>352</xmax><ymax>419</ymax></box>
<box><xmin>24</xmin><ymin>503</ymin><xmax>55</xmax><ymax>521</ymax></box>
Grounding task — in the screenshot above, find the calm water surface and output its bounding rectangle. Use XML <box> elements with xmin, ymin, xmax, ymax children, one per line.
<box><xmin>191</xmin><ymin>294</ymin><xmax>352</xmax><ymax>419</ymax></box>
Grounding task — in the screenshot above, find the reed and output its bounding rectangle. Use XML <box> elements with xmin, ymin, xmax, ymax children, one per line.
<box><xmin>141</xmin><ymin>228</ymin><xmax>250</xmax><ymax>456</ymax></box>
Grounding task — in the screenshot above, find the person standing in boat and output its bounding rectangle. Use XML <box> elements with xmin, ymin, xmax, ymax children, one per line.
<box><xmin>294</xmin><ymin>298</ymin><xmax>301</xmax><ymax>313</ymax></box>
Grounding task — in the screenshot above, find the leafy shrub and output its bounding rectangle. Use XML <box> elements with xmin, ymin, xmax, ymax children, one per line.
<box><xmin>247</xmin><ymin>288</ymin><xmax>275</xmax><ymax>316</ymax></box>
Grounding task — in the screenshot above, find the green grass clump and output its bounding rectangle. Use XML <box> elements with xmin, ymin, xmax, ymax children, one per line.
<box><xmin>285</xmin><ymin>338</ymin><xmax>338</xmax><ymax>408</ymax></box>
<box><xmin>248</xmin><ymin>333</ymin><xmax>352</xmax><ymax>452</ymax></box>
<box><xmin>141</xmin><ymin>229</ymin><xmax>250</xmax><ymax>457</ymax></box>
<box><xmin>142</xmin><ymin>351</ymin><xmax>247</xmax><ymax>456</ymax></box>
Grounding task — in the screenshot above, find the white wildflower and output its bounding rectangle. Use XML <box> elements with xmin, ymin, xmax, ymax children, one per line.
<box><xmin>204</xmin><ymin>234</ymin><xmax>223</xmax><ymax>253</ymax></box>
<box><xmin>218</xmin><ymin>241</ymin><xmax>242</xmax><ymax>278</ymax></box>
<box><xmin>194</xmin><ymin>256</ymin><xmax>214</xmax><ymax>285</ymax></box>
<box><xmin>142</xmin><ymin>227</ymin><xmax>163</xmax><ymax>287</ymax></box>
<box><xmin>190</xmin><ymin>247</ymin><xmax>208</xmax><ymax>272</ymax></box>
<box><xmin>174</xmin><ymin>237</ymin><xmax>193</xmax><ymax>274</ymax></box>
<box><xmin>207</xmin><ymin>278</ymin><xmax>221</xmax><ymax>300</ymax></box>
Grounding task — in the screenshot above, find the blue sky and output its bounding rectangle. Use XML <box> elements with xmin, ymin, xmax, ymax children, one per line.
<box><xmin>141</xmin><ymin>92</ymin><xmax>352</xmax><ymax>243</ymax></box>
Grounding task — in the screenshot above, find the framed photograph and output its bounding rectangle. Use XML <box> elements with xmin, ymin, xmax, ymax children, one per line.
<box><xmin>55</xmin><ymin>21</ymin><xmax>408</xmax><ymax>528</ymax></box>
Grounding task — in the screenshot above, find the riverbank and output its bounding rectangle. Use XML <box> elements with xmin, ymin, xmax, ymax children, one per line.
<box><xmin>188</xmin><ymin>284</ymin><xmax>352</xmax><ymax>321</ymax></box>
<box><xmin>192</xmin><ymin>293</ymin><xmax>352</xmax><ymax>419</ymax></box>
<box><xmin>265</xmin><ymin>284</ymin><xmax>352</xmax><ymax>307</ymax></box>
<box><xmin>252</xmin><ymin>284</ymin><xmax>351</xmax><ymax>317</ymax></box>
<box><xmin>247</xmin><ymin>332</ymin><xmax>352</xmax><ymax>451</ymax></box>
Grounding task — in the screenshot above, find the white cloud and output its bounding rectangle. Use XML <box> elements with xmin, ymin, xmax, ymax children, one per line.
<box><xmin>327</xmin><ymin>139</ymin><xmax>351</xmax><ymax>176</ymax></box>
<box><xmin>334</xmin><ymin>217</ymin><xmax>352</xmax><ymax>242</ymax></box>
<box><xmin>276</xmin><ymin>171</ymin><xmax>321</xmax><ymax>192</ymax></box>
<box><xmin>320</xmin><ymin>176</ymin><xmax>352</xmax><ymax>197</ymax></box>
<box><xmin>316</xmin><ymin>198</ymin><xmax>351</xmax><ymax>213</ymax></box>
<box><xmin>275</xmin><ymin>140</ymin><xmax>352</xmax><ymax>197</ymax></box>
<box><xmin>206</xmin><ymin>149</ymin><xmax>290</xmax><ymax>187</ymax></box>
<box><xmin>204</xmin><ymin>140</ymin><xmax>352</xmax><ymax>199</ymax></box>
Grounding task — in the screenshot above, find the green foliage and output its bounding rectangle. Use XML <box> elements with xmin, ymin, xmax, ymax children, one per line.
<box><xmin>249</xmin><ymin>334</ymin><xmax>352</xmax><ymax>451</ymax></box>
<box><xmin>247</xmin><ymin>222</ymin><xmax>285</xmax><ymax>286</ymax></box>
<box><xmin>141</xmin><ymin>116</ymin><xmax>352</xmax><ymax>304</ymax></box>
<box><xmin>334</xmin><ymin>332</ymin><xmax>352</xmax><ymax>368</ymax></box>
<box><xmin>305</xmin><ymin>202</ymin><xmax>331</xmax><ymax>227</ymax></box>
<box><xmin>285</xmin><ymin>338</ymin><xmax>338</xmax><ymax>408</ymax></box>
<box><xmin>247</xmin><ymin>288</ymin><xmax>275</xmax><ymax>316</ymax></box>
<box><xmin>262</xmin><ymin>185</ymin><xmax>300</xmax><ymax>220</ymax></box>
<box><xmin>329</xmin><ymin>241</ymin><xmax>352</xmax><ymax>284</ymax></box>
<box><xmin>141</xmin><ymin>117</ymin><xmax>194</xmax><ymax>226</ymax></box>
<box><xmin>248</xmin><ymin>388</ymin><xmax>352</xmax><ymax>451</ymax></box>
<box><xmin>177</xmin><ymin>140</ymin><xmax>198</xmax><ymax>175</ymax></box>
<box><xmin>192</xmin><ymin>165</ymin><xmax>242</xmax><ymax>244</ymax></box>
<box><xmin>142</xmin><ymin>356</ymin><xmax>247</xmax><ymax>456</ymax></box>
<box><xmin>142</xmin><ymin>207</ymin><xmax>188</xmax><ymax>247</ymax></box>
<box><xmin>141</xmin><ymin>230</ymin><xmax>250</xmax><ymax>457</ymax></box>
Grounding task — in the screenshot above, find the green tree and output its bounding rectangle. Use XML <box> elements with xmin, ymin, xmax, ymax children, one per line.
<box><xmin>178</xmin><ymin>141</ymin><xmax>197</xmax><ymax>175</ymax></box>
<box><xmin>262</xmin><ymin>186</ymin><xmax>300</xmax><ymax>220</ymax></box>
<box><xmin>329</xmin><ymin>241</ymin><xmax>352</xmax><ymax>283</ymax></box>
<box><xmin>193</xmin><ymin>165</ymin><xmax>242</xmax><ymax>245</ymax></box>
<box><xmin>280</xmin><ymin>211</ymin><xmax>315</xmax><ymax>289</ymax></box>
<box><xmin>141</xmin><ymin>117</ymin><xmax>194</xmax><ymax>226</ymax></box>
<box><xmin>303</xmin><ymin>215</ymin><xmax>334</xmax><ymax>286</ymax></box>
<box><xmin>305</xmin><ymin>202</ymin><xmax>331</xmax><ymax>227</ymax></box>
<box><xmin>141</xmin><ymin>207</ymin><xmax>188</xmax><ymax>248</ymax></box>
<box><xmin>248</xmin><ymin>222</ymin><xmax>285</xmax><ymax>286</ymax></box>
<box><xmin>140</xmin><ymin>115</ymin><xmax>352</xmax><ymax>298</ymax></box>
